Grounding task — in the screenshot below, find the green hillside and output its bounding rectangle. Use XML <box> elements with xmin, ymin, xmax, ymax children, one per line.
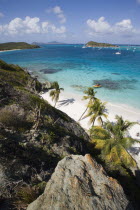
<box><xmin>0</xmin><ymin>42</ymin><xmax>40</xmax><ymax>51</ymax></box>
<box><xmin>0</xmin><ymin>59</ymin><xmax>89</xmax><ymax>209</ymax></box>
<box><xmin>86</xmin><ymin>41</ymin><xmax>117</xmax><ymax>47</ymax></box>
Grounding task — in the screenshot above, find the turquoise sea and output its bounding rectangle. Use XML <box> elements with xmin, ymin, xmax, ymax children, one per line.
<box><xmin>0</xmin><ymin>44</ymin><xmax>140</xmax><ymax>109</ymax></box>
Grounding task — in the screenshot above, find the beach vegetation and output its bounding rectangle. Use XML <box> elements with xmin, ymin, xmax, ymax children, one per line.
<box><xmin>1</xmin><ymin>59</ymin><xmax>140</xmax><ymax>208</ymax></box>
<box><xmin>49</xmin><ymin>81</ymin><xmax>64</xmax><ymax>107</ymax></box>
<box><xmin>79</xmin><ymin>87</ymin><xmax>97</xmax><ymax>121</ymax></box>
<box><xmin>90</xmin><ymin>115</ymin><xmax>137</xmax><ymax>168</ymax></box>
<box><xmin>0</xmin><ymin>42</ymin><xmax>40</xmax><ymax>51</ymax></box>
<box><xmin>83</xmin><ymin>99</ymin><xmax>108</xmax><ymax>126</ymax></box>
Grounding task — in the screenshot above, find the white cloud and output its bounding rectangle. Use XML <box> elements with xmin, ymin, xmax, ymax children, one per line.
<box><xmin>57</xmin><ymin>13</ymin><xmax>66</xmax><ymax>24</ymax></box>
<box><xmin>42</xmin><ymin>21</ymin><xmax>66</xmax><ymax>34</ymax></box>
<box><xmin>53</xmin><ymin>6</ymin><xmax>62</xmax><ymax>14</ymax></box>
<box><xmin>6</xmin><ymin>17</ymin><xmax>40</xmax><ymax>35</ymax></box>
<box><xmin>51</xmin><ymin>25</ymin><xmax>66</xmax><ymax>34</ymax></box>
<box><xmin>86</xmin><ymin>17</ymin><xmax>139</xmax><ymax>37</ymax></box>
<box><xmin>137</xmin><ymin>0</ymin><xmax>140</xmax><ymax>4</ymax></box>
<box><xmin>51</xmin><ymin>6</ymin><xmax>66</xmax><ymax>24</ymax></box>
<box><xmin>0</xmin><ymin>25</ymin><xmax>3</xmax><ymax>33</ymax></box>
<box><xmin>115</xmin><ymin>19</ymin><xmax>135</xmax><ymax>34</ymax></box>
<box><xmin>42</xmin><ymin>21</ymin><xmax>49</xmax><ymax>33</ymax></box>
<box><xmin>87</xmin><ymin>17</ymin><xmax>112</xmax><ymax>34</ymax></box>
<box><xmin>116</xmin><ymin>19</ymin><xmax>133</xmax><ymax>29</ymax></box>
<box><xmin>0</xmin><ymin>16</ymin><xmax>66</xmax><ymax>36</ymax></box>
<box><xmin>0</xmin><ymin>12</ymin><xmax>4</xmax><ymax>18</ymax></box>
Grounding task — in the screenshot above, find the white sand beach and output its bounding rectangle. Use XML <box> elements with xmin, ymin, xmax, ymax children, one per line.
<box><xmin>41</xmin><ymin>90</ymin><xmax>140</xmax><ymax>140</ymax></box>
<box><xmin>42</xmin><ymin>90</ymin><xmax>140</xmax><ymax>167</ymax></box>
<box><xmin>0</xmin><ymin>49</ymin><xmax>21</xmax><ymax>52</ymax></box>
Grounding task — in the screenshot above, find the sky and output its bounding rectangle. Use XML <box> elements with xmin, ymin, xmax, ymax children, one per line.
<box><xmin>0</xmin><ymin>0</ymin><xmax>140</xmax><ymax>44</ymax></box>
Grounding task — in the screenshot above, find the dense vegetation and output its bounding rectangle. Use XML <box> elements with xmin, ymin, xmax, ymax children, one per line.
<box><xmin>0</xmin><ymin>60</ymin><xmax>140</xmax><ymax>209</ymax></box>
<box><xmin>86</xmin><ymin>41</ymin><xmax>117</xmax><ymax>47</ymax></box>
<box><xmin>77</xmin><ymin>87</ymin><xmax>140</xmax><ymax>208</ymax></box>
<box><xmin>0</xmin><ymin>42</ymin><xmax>40</xmax><ymax>51</ymax></box>
<box><xmin>0</xmin><ymin>60</ymin><xmax>88</xmax><ymax>209</ymax></box>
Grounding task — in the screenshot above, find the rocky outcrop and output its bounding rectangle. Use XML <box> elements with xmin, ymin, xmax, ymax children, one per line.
<box><xmin>0</xmin><ymin>60</ymin><xmax>90</xmax><ymax>209</ymax></box>
<box><xmin>27</xmin><ymin>154</ymin><xmax>133</xmax><ymax>210</ymax></box>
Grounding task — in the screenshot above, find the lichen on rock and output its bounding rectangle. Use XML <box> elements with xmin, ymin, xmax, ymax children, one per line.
<box><xmin>27</xmin><ymin>155</ymin><xmax>134</xmax><ymax>210</ymax></box>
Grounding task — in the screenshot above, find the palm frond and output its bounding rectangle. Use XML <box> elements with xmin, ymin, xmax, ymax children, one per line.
<box><xmin>117</xmin><ymin>145</ymin><xmax>137</xmax><ymax>167</ymax></box>
<box><xmin>93</xmin><ymin>139</ymin><xmax>106</xmax><ymax>149</ymax></box>
<box><xmin>120</xmin><ymin>137</ymin><xmax>136</xmax><ymax>149</ymax></box>
<box><xmin>88</xmin><ymin>114</ymin><xmax>96</xmax><ymax>125</ymax></box>
<box><xmin>92</xmin><ymin>116</ymin><xmax>138</xmax><ymax>168</ymax></box>
<box><xmin>115</xmin><ymin>115</ymin><xmax>137</xmax><ymax>131</ymax></box>
<box><xmin>82</xmin><ymin>96</ymin><xmax>89</xmax><ymax>100</ymax></box>
<box><xmin>103</xmin><ymin>146</ymin><xmax>121</xmax><ymax>164</ymax></box>
<box><xmin>102</xmin><ymin>113</ymin><xmax>108</xmax><ymax>119</ymax></box>
<box><xmin>90</xmin><ymin>126</ymin><xmax>111</xmax><ymax>140</ymax></box>
<box><xmin>49</xmin><ymin>90</ymin><xmax>56</xmax><ymax>101</ymax></box>
<box><xmin>101</xmin><ymin>140</ymin><xmax>115</xmax><ymax>156</ymax></box>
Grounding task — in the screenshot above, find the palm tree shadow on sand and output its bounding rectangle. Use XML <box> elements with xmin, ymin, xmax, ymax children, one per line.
<box><xmin>57</xmin><ymin>98</ymin><xmax>75</xmax><ymax>108</ymax></box>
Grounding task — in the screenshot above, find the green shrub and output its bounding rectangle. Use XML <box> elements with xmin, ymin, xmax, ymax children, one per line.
<box><xmin>35</xmin><ymin>80</ymin><xmax>42</xmax><ymax>92</ymax></box>
<box><xmin>14</xmin><ymin>183</ymin><xmax>46</xmax><ymax>209</ymax></box>
<box><xmin>29</xmin><ymin>94</ymin><xmax>46</xmax><ymax>110</ymax></box>
<box><xmin>0</xmin><ymin>60</ymin><xmax>22</xmax><ymax>71</ymax></box>
<box><xmin>0</xmin><ymin>106</ymin><xmax>31</xmax><ymax>131</ymax></box>
<box><xmin>41</xmin><ymin>132</ymin><xmax>56</xmax><ymax>144</ymax></box>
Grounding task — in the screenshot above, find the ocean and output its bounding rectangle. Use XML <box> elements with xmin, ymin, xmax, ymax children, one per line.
<box><xmin>0</xmin><ymin>44</ymin><xmax>140</xmax><ymax>109</ymax></box>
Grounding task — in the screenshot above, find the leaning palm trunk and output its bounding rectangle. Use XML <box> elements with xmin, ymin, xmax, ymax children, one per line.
<box><xmin>78</xmin><ymin>107</ymin><xmax>88</xmax><ymax>121</ymax></box>
<box><xmin>54</xmin><ymin>93</ymin><xmax>59</xmax><ymax>107</ymax></box>
<box><xmin>97</xmin><ymin>116</ymin><xmax>104</xmax><ymax>126</ymax></box>
<box><xmin>78</xmin><ymin>87</ymin><xmax>97</xmax><ymax>122</ymax></box>
<box><xmin>92</xmin><ymin>118</ymin><xmax>96</xmax><ymax>126</ymax></box>
<box><xmin>54</xmin><ymin>100</ymin><xmax>57</xmax><ymax>107</ymax></box>
<box><xmin>82</xmin><ymin>99</ymin><xmax>108</xmax><ymax>127</ymax></box>
<box><xmin>79</xmin><ymin>98</ymin><xmax>94</xmax><ymax>121</ymax></box>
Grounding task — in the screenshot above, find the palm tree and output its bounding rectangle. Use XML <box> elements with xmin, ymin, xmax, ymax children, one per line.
<box><xmin>90</xmin><ymin>115</ymin><xmax>137</xmax><ymax>168</ymax></box>
<box><xmin>82</xmin><ymin>99</ymin><xmax>108</xmax><ymax>126</ymax></box>
<box><xmin>49</xmin><ymin>81</ymin><xmax>64</xmax><ymax>107</ymax></box>
<box><xmin>78</xmin><ymin>87</ymin><xmax>97</xmax><ymax>121</ymax></box>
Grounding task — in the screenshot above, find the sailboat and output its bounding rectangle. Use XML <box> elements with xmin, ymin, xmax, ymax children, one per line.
<box><xmin>115</xmin><ymin>46</ymin><xmax>121</xmax><ymax>55</ymax></box>
<box><xmin>82</xmin><ymin>45</ymin><xmax>86</xmax><ymax>48</ymax></box>
<box><xmin>115</xmin><ymin>52</ymin><xmax>121</xmax><ymax>55</ymax></box>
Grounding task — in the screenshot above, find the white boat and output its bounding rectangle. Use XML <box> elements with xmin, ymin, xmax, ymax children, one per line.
<box><xmin>115</xmin><ymin>52</ymin><xmax>121</xmax><ymax>55</ymax></box>
<box><xmin>82</xmin><ymin>45</ymin><xmax>86</xmax><ymax>48</ymax></box>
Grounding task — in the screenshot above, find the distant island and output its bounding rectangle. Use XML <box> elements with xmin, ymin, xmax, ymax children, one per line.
<box><xmin>0</xmin><ymin>42</ymin><xmax>40</xmax><ymax>51</ymax></box>
<box><xmin>86</xmin><ymin>41</ymin><xmax>118</xmax><ymax>48</ymax></box>
<box><xmin>32</xmin><ymin>41</ymin><xmax>67</xmax><ymax>45</ymax></box>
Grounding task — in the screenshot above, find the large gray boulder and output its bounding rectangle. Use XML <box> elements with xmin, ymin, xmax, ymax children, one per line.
<box><xmin>27</xmin><ymin>154</ymin><xmax>133</xmax><ymax>210</ymax></box>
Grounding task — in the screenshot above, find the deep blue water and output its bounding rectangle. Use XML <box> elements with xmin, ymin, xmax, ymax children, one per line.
<box><xmin>0</xmin><ymin>44</ymin><xmax>140</xmax><ymax>109</ymax></box>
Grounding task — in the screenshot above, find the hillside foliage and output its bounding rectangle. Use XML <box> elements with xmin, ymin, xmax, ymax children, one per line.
<box><xmin>86</xmin><ymin>41</ymin><xmax>117</xmax><ymax>47</ymax></box>
<box><xmin>0</xmin><ymin>42</ymin><xmax>40</xmax><ymax>51</ymax></box>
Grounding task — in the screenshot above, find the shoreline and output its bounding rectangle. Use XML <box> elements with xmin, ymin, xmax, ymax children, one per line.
<box><xmin>41</xmin><ymin>90</ymin><xmax>140</xmax><ymax>140</ymax></box>
<box><xmin>0</xmin><ymin>49</ymin><xmax>22</xmax><ymax>52</ymax></box>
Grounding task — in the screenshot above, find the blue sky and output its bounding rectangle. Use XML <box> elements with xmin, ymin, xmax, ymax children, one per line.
<box><xmin>0</xmin><ymin>0</ymin><xmax>140</xmax><ymax>44</ymax></box>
